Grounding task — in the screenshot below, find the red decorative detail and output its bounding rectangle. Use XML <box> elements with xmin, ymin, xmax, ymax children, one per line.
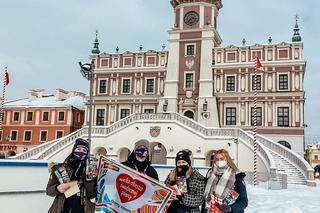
<box><xmin>5</xmin><ymin>69</ymin><xmax>9</xmax><ymax>86</ymax></box>
<box><xmin>116</xmin><ymin>173</ymin><xmax>146</xmax><ymax>203</ymax></box>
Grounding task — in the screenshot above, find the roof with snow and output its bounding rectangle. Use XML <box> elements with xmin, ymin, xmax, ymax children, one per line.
<box><xmin>4</xmin><ymin>95</ymin><xmax>85</xmax><ymax>110</ymax></box>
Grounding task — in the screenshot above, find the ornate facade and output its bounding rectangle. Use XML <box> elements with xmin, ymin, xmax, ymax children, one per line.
<box><xmin>88</xmin><ymin>0</ymin><xmax>306</xmax><ymax>155</ymax></box>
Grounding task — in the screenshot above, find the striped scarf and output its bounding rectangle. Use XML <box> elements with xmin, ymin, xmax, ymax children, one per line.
<box><xmin>204</xmin><ymin>165</ymin><xmax>235</xmax><ymax>209</ymax></box>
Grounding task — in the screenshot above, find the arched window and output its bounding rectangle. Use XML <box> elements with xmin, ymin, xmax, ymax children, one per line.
<box><xmin>278</xmin><ymin>140</ymin><xmax>291</xmax><ymax>149</ymax></box>
<box><xmin>184</xmin><ymin>111</ymin><xmax>194</xmax><ymax>119</ymax></box>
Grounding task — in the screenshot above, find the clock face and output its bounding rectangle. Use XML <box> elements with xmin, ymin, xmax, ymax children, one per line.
<box><xmin>184</xmin><ymin>11</ymin><xmax>199</xmax><ymax>26</ymax></box>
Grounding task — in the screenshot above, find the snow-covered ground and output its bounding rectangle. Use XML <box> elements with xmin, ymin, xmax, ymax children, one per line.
<box><xmin>246</xmin><ymin>181</ymin><xmax>320</xmax><ymax>213</ymax></box>
<box><xmin>0</xmin><ymin>181</ymin><xmax>319</xmax><ymax>212</ymax></box>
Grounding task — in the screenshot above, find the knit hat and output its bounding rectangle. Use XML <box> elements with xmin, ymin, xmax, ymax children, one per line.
<box><xmin>134</xmin><ymin>139</ymin><xmax>150</xmax><ymax>153</ymax></box>
<box><xmin>73</xmin><ymin>138</ymin><xmax>89</xmax><ymax>153</ymax></box>
<box><xmin>175</xmin><ymin>150</ymin><xmax>191</xmax><ymax>165</ymax></box>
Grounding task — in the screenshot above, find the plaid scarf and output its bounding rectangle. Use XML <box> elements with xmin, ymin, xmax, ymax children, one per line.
<box><xmin>204</xmin><ymin>165</ymin><xmax>235</xmax><ymax>209</ymax></box>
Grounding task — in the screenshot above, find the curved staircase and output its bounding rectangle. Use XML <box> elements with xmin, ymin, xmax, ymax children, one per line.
<box><xmin>12</xmin><ymin>113</ymin><xmax>316</xmax><ymax>186</ymax></box>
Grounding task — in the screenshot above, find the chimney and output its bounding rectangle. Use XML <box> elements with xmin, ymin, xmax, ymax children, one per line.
<box><xmin>55</xmin><ymin>88</ymin><xmax>69</xmax><ymax>101</ymax></box>
<box><xmin>28</xmin><ymin>89</ymin><xmax>44</xmax><ymax>101</ymax></box>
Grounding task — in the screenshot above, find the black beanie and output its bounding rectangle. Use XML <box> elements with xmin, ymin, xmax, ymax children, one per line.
<box><xmin>175</xmin><ymin>150</ymin><xmax>191</xmax><ymax>165</ymax></box>
<box><xmin>73</xmin><ymin>138</ymin><xmax>89</xmax><ymax>152</ymax></box>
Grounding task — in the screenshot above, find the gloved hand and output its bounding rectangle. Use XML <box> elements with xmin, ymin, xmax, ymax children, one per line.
<box><xmin>216</xmin><ymin>203</ymin><xmax>232</xmax><ymax>212</ymax></box>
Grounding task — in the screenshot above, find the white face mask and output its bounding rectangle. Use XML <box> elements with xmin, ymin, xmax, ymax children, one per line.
<box><xmin>215</xmin><ymin>160</ymin><xmax>227</xmax><ymax>168</ymax></box>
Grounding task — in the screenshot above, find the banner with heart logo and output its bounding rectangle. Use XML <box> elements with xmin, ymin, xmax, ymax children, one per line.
<box><xmin>95</xmin><ymin>156</ymin><xmax>173</xmax><ymax>213</ymax></box>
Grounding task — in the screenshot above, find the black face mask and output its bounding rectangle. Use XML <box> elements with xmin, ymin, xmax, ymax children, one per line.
<box><xmin>176</xmin><ymin>165</ymin><xmax>189</xmax><ymax>176</ymax></box>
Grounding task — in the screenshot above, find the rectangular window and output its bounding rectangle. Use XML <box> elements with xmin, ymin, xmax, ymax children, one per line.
<box><xmin>185</xmin><ymin>73</ymin><xmax>194</xmax><ymax>89</ymax></box>
<box><xmin>226</xmin><ymin>108</ymin><xmax>236</xmax><ymax>125</ymax></box>
<box><xmin>58</xmin><ymin>112</ymin><xmax>65</xmax><ymax>121</ymax></box>
<box><xmin>0</xmin><ymin>112</ymin><xmax>3</xmax><ymax>121</ymax></box>
<box><xmin>42</xmin><ymin>112</ymin><xmax>49</xmax><ymax>121</ymax></box>
<box><xmin>40</xmin><ymin>131</ymin><xmax>48</xmax><ymax>142</ymax></box>
<box><xmin>186</xmin><ymin>44</ymin><xmax>195</xmax><ymax>56</ymax></box>
<box><xmin>99</xmin><ymin>80</ymin><xmax>107</xmax><ymax>94</ymax></box>
<box><xmin>11</xmin><ymin>131</ymin><xmax>18</xmax><ymax>141</ymax></box>
<box><xmin>226</xmin><ymin>76</ymin><xmax>235</xmax><ymax>91</ymax></box>
<box><xmin>122</xmin><ymin>79</ymin><xmax>131</xmax><ymax>93</ymax></box>
<box><xmin>278</xmin><ymin>107</ymin><xmax>289</xmax><ymax>127</ymax></box>
<box><xmin>96</xmin><ymin>109</ymin><xmax>105</xmax><ymax>126</ymax></box>
<box><xmin>13</xmin><ymin>112</ymin><xmax>20</xmax><ymax>121</ymax></box>
<box><xmin>120</xmin><ymin>109</ymin><xmax>130</xmax><ymax>119</ymax></box>
<box><xmin>56</xmin><ymin>131</ymin><xmax>63</xmax><ymax>139</ymax></box>
<box><xmin>251</xmin><ymin>107</ymin><xmax>262</xmax><ymax>126</ymax></box>
<box><xmin>146</xmin><ymin>79</ymin><xmax>154</xmax><ymax>93</ymax></box>
<box><xmin>144</xmin><ymin>109</ymin><xmax>154</xmax><ymax>113</ymax></box>
<box><xmin>252</xmin><ymin>75</ymin><xmax>262</xmax><ymax>91</ymax></box>
<box><xmin>26</xmin><ymin>112</ymin><xmax>33</xmax><ymax>121</ymax></box>
<box><xmin>279</xmin><ymin>74</ymin><xmax>288</xmax><ymax>90</ymax></box>
<box><xmin>0</xmin><ymin>130</ymin><xmax>2</xmax><ymax>141</ymax></box>
<box><xmin>315</xmin><ymin>155</ymin><xmax>318</xmax><ymax>160</ymax></box>
<box><xmin>24</xmin><ymin>131</ymin><xmax>32</xmax><ymax>141</ymax></box>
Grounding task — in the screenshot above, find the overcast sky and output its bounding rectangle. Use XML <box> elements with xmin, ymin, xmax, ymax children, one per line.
<box><xmin>0</xmin><ymin>0</ymin><xmax>319</xmax><ymax>138</ymax></box>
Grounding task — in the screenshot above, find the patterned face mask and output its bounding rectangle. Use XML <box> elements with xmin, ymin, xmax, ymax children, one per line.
<box><xmin>73</xmin><ymin>151</ymin><xmax>87</xmax><ymax>161</ymax></box>
<box><xmin>135</xmin><ymin>148</ymin><xmax>148</xmax><ymax>158</ymax></box>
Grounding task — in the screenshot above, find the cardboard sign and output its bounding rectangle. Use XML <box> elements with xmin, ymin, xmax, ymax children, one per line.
<box><xmin>95</xmin><ymin>156</ymin><xmax>173</xmax><ymax>213</ymax></box>
<box><xmin>64</xmin><ymin>181</ymin><xmax>80</xmax><ymax>198</ymax></box>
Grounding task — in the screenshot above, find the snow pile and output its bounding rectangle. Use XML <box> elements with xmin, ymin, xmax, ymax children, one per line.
<box><xmin>246</xmin><ymin>181</ymin><xmax>320</xmax><ymax>213</ymax></box>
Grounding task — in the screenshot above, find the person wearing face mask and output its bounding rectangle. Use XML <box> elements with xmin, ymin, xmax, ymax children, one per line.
<box><xmin>201</xmin><ymin>149</ymin><xmax>248</xmax><ymax>213</ymax></box>
<box><xmin>122</xmin><ymin>139</ymin><xmax>159</xmax><ymax>180</ymax></box>
<box><xmin>165</xmin><ymin>150</ymin><xmax>206</xmax><ymax>213</ymax></box>
<box><xmin>46</xmin><ymin>138</ymin><xmax>96</xmax><ymax>213</ymax></box>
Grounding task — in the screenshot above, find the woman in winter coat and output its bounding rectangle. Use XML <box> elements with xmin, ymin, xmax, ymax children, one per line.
<box><xmin>165</xmin><ymin>150</ymin><xmax>206</xmax><ymax>213</ymax></box>
<box><xmin>202</xmin><ymin>149</ymin><xmax>248</xmax><ymax>213</ymax></box>
<box><xmin>122</xmin><ymin>139</ymin><xmax>159</xmax><ymax>180</ymax></box>
<box><xmin>46</xmin><ymin>138</ymin><xmax>96</xmax><ymax>213</ymax></box>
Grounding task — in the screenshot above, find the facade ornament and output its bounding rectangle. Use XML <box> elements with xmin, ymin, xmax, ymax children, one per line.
<box><xmin>150</xmin><ymin>126</ymin><xmax>161</xmax><ymax>137</ymax></box>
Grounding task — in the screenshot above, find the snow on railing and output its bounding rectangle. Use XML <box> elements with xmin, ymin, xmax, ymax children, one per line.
<box><xmin>35</xmin><ymin>113</ymin><xmax>274</xmax><ymax>172</ymax></box>
<box><xmin>248</xmin><ymin>131</ymin><xmax>315</xmax><ymax>185</ymax></box>
<box><xmin>12</xmin><ymin>139</ymin><xmax>57</xmax><ymax>160</ymax></box>
<box><xmin>37</xmin><ymin>128</ymin><xmax>87</xmax><ymax>160</ymax></box>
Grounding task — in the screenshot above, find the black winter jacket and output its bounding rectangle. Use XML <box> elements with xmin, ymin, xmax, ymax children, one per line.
<box><xmin>122</xmin><ymin>152</ymin><xmax>159</xmax><ymax>181</ymax></box>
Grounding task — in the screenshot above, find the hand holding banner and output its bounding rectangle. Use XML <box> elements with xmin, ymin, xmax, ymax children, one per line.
<box><xmin>95</xmin><ymin>156</ymin><xmax>173</xmax><ymax>213</ymax></box>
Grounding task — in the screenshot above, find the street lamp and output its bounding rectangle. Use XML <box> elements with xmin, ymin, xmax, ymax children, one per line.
<box><xmin>79</xmin><ymin>60</ymin><xmax>94</xmax><ymax>159</ymax></box>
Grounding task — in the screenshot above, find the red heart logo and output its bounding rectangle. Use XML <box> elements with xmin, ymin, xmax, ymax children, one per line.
<box><xmin>116</xmin><ymin>174</ymin><xmax>146</xmax><ymax>203</ymax></box>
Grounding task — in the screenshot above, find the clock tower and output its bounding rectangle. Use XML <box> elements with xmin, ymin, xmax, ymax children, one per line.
<box><xmin>159</xmin><ymin>0</ymin><xmax>222</xmax><ymax>127</ymax></box>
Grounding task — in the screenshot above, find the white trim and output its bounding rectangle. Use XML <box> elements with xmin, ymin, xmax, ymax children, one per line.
<box><xmin>226</xmin><ymin>51</ymin><xmax>238</xmax><ymax>63</ymax></box>
<box><xmin>23</xmin><ymin>130</ymin><xmax>32</xmax><ymax>142</ymax></box>
<box><xmin>146</xmin><ymin>56</ymin><xmax>157</xmax><ymax>67</ymax></box>
<box><xmin>12</xmin><ymin>111</ymin><xmax>20</xmax><ymax>122</ymax></box>
<box><xmin>276</xmin><ymin>104</ymin><xmax>291</xmax><ymax>127</ymax></box>
<box><xmin>123</xmin><ymin>56</ymin><xmax>133</xmax><ymax>67</ymax></box>
<box><xmin>121</xmin><ymin>77</ymin><xmax>132</xmax><ymax>94</ymax></box>
<box><xmin>39</xmin><ymin>130</ymin><xmax>48</xmax><ymax>142</ymax></box>
<box><xmin>277</xmin><ymin>72</ymin><xmax>290</xmax><ymax>91</ymax></box>
<box><xmin>95</xmin><ymin>107</ymin><xmax>106</xmax><ymax>126</ymax></box>
<box><xmin>9</xmin><ymin>130</ymin><xmax>18</xmax><ymax>142</ymax></box>
<box><xmin>100</xmin><ymin>58</ymin><xmax>110</xmax><ymax>67</ymax></box>
<box><xmin>26</xmin><ymin>111</ymin><xmax>34</xmax><ymax>122</ymax></box>
<box><xmin>57</xmin><ymin>110</ymin><xmax>66</xmax><ymax>122</ymax></box>
<box><xmin>185</xmin><ymin>43</ymin><xmax>196</xmax><ymax>56</ymax></box>
<box><xmin>224</xmin><ymin>105</ymin><xmax>237</xmax><ymax>126</ymax></box>
<box><xmin>98</xmin><ymin>78</ymin><xmax>108</xmax><ymax>95</ymax></box>
<box><xmin>41</xmin><ymin>111</ymin><xmax>50</xmax><ymax>122</ymax></box>
<box><xmin>225</xmin><ymin>74</ymin><xmax>237</xmax><ymax>92</ymax></box>
<box><xmin>145</xmin><ymin>77</ymin><xmax>156</xmax><ymax>94</ymax></box>
<box><xmin>277</xmin><ymin>48</ymin><xmax>290</xmax><ymax>60</ymax></box>
<box><xmin>56</xmin><ymin>130</ymin><xmax>64</xmax><ymax>139</ymax></box>
<box><xmin>250</xmin><ymin>50</ymin><xmax>263</xmax><ymax>61</ymax></box>
<box><xmin>184</xmin><ymin>71</ymin><xmax>195</xmax><ymax>91</ymax></box>
<box><xmin>118</xmin><ymin>106</ymin><xmax>131</xmax><ymax>120</ymax></box>
<box><xmin>250</xmin><ymin>73</ymin><xmax>263</xmax><ymax>92</ymax></box>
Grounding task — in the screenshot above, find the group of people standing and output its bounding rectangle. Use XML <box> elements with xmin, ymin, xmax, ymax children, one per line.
<box><xmin>46</xmin><ymin>138</ymin><xmax>248</xmax><ymax>213</ymax></box>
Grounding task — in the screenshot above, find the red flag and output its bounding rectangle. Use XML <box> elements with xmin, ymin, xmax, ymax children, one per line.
<box><xmin>255</xmin><ymin>57</ymin><xmax>263</xmax><ymax>71</ymax></box>
<box><xmin>5</xmin><ymin>68</ymin><xmax>9</xmax><ymax>86</ymax></box>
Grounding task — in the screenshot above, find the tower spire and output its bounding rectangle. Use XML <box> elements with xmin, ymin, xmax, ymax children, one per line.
<box><xmin>91</xmin><ymin>30</ymin><xmax>100</xmax><ymax>54</ymax></box>
<box><xmin>292</xmin><ymin>14</ymin><xmax>302</xmax><ymax>42</ymax></box>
